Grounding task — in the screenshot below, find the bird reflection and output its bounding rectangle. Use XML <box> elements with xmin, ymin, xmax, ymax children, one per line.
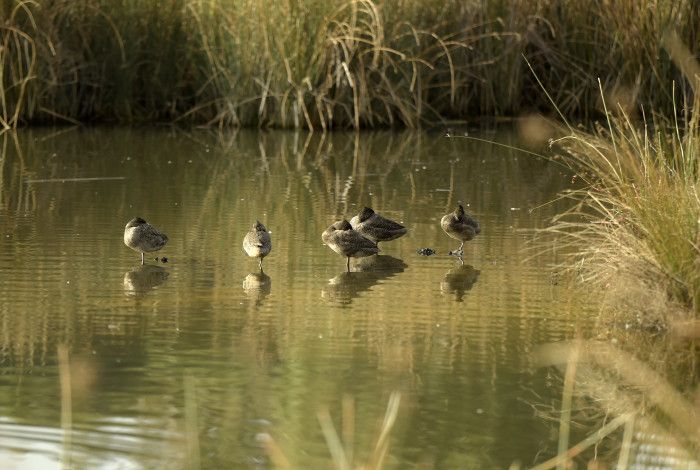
<box><xmin>440</xmin><ymin>263</ymin><xmax>480</xmax><ymax>301</ymax></box>
<box><xmin>322</xmin><ymin>255</ymin><xmax>407</xmax><ymax>305</ymax></box>
<box><xmin>243</xmin><ymin>272</ymin><xmax>272</xmax><ymax>307</ymax></box>
<box><xmin>123</xmin><ymin>265</ymin><xmax>169</xmax><ymax>296</ymax></box>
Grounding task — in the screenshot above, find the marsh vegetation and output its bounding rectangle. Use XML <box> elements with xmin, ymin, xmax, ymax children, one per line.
<box><xmin>1</xmin><ymin>0</ymin><xmax>698</xmax><ymax>129</ymax></box>
<box><xmin>2</xmin><ymin>0</ymin><xmax>700</xmax><ymax>467</ymax></box>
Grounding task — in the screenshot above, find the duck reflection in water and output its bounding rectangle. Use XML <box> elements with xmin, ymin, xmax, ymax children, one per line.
<box><xmin>321</xmin><ymin>255</ymin><xmax>407</xmax><ymax>305</ymax></box>
<box><xmin>123</xmin><ymin>265</ymin><xmax>169</xmax><ymax>296</ymax></box>
<box><xmin>440</xmin><ymin>262</ymin><xmax>480</xmax><ymax>302</ymax></box>
<box><xmin>242</xmin><ymin>272</ymin><xmax>272</xmax><ymax>307</ymax></box>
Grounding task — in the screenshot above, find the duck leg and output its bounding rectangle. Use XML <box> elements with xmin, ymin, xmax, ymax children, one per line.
<box><xmin>141</xmin><ymin>252</ymin><xmax>145</xmax><ymax>265</ymax></box>
<box><xmin>346</xmin><ymin>257</ymin><xmax>351</xmax><ymax>272</ymax></box>
<box><xmin>259</xmin><ymin>258</ymin><xmax>263</xmax><ymax>271</ymax></box>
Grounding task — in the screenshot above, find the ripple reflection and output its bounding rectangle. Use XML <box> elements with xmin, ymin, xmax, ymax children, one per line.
<box><xmin>440</xmin><ymin>263</ymin><xmax>480</xmax><ymax>302</ymax></box>
<box><xmin>322</xmin><ymin>255</ymin><xmax>407</xmax><ymax>305</ymax></box>
<box><xmin>123</xmin><ymin>265</ymin><xmax>169</xmax><ymax>296</ymax></box>
<box><xmin>242</xmin><ymin>272</ymin><xmax>272</xmax><ymax>307</ymax></box>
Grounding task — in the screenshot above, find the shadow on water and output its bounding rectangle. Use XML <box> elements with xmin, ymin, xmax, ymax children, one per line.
<box><xmin>321</xmin><ymin>255</ymin><xmax>407</xmax><ymax>306</ymax></box>
<box><xmin>242</xmin><ymin>271</ymin><xmax>271</xmax><ymax>307</ymax></box>
<box><xmin>123</xmin><ymin>265</ymin><xmax>169</xmax><ymax>296</ymax></box>
<box><xmin>440</xmin><ymin>263</ymin><xmax>480</xmax><ymax>302</ymax></box>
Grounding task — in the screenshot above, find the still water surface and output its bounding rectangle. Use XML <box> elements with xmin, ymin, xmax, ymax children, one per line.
<box><xmin>0</xmin><ymin>128</ymin><xmax>594</xmax><ymax>468</ymax></box>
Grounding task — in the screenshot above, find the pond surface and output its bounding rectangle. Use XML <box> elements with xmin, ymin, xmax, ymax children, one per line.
<box><xmin>0</xmin><ymin>128</ymin><xmax>594</xmax><ymax>468</ymax></box>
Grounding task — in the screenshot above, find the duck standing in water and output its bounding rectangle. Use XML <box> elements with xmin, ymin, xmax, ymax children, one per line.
<box><xmin>322</xmin><ymin>220</ymin><xmax>379</xmax><ymax>271</ymax></box>
<box><xmin>350</xmin><ymin>207</ymin><xmax>407</xmax><ymax>244</ymax></box>
<box><xmin>441</xmin><ymin>204</ymin><xmax>480</xmax><ymax>257</ymax></box>
<box><xmin>243</xmin><ymin>221</ymin><xmax>272</xmax><ymax>270</ymax></box>
<box><xmin>123</xmin><ymin>217</ymin><xmax>169</xmax><ymax>265</ymax></box>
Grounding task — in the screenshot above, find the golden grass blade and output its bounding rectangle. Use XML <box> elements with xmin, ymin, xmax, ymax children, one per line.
<box><xmin>258</xmin><ymin>433</ymin><xmax>293</xmax><ymax>470</ymax></box>
<box><xmin>530</xmin><ymin>413</ymin><xmax>631</xmax><ymax>470</ymax></box>
<box><xmin>318</xmin><ymin>407</ymin><xmax>350</xmax><ymax>470</ymax></box>
<box><xmin>555</xmin><ymin>345</ymin><xmax>578</xmax><ymax>470</ymax></box>
<box><xmin>58</xmin><ymin>344</ymin><xmax>72</xmax><ymax>469</ymax></box>
<box><xmin>368</xmin><ymin>391</ymin><xmax>401</xmax><ymax>469</ymax></box>
<box><xmin>184</xmin><ymin>375</ymin><xmax>201</xmax><ymax>470</ymax></box>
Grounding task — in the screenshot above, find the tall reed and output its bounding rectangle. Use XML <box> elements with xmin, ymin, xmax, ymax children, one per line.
<box><xmin>1</xmin><ymin>0</ymin><xmax>698</xmax><ymax>128</ymax></box>
<box><xmin>544</xmin><ymin>84</ymin><xmax>700</xmax><ymax>318</ymax></box>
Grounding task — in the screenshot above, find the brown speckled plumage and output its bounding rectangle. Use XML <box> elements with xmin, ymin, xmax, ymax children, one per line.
<box><xmin>440</xmin><ymin>205</ymin><xmax>480</xmax><ymax>256</ymax></box>
<box><xmin>123</xmin><ymin>217</ymin><xmax>168</xmax><ymax>265</ymax></box>
<box><xmin>322</xmin><ymin>219</ymin><xmax>379</xmax><ymax>270</ymax></box>
<box><xmin>349</xmin><ymin>207</ymin><xmax>407</xmax><ymax>244</ymax></box>
<box><xmin>243</xmin><ymin>221</ymin><xmax>272</xmax><ymax>270</ymax></box>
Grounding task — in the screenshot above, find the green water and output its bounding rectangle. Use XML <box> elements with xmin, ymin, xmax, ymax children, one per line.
<box><xmin>0</xmin><ymin>128</ymin><xmax>593</xmax><ymax>468</ymax></box>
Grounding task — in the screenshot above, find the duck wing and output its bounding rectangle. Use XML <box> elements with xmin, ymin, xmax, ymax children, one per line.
<box><xmin>458</xmin><ymin>213</ymin><xmax>480</xmax><ymax>232</ymax></box>
<box><xmin>146</xmin><ymin>226</ymin><xmax>168</xmax><ymax>246</ymax></box>
<box><xmin>245</xmin><ymin>230</ymin><xmax>269</xmax><ymax>247</ymax></box>
<box><xmin>370</xmin><ymin>214</ymin><xmax>405</xmax><ymax>231</ymax></box>
<box><xmin>338</xmin><ymin>230</ymin><xmax>379</xmax><ymax>255</ymax></box>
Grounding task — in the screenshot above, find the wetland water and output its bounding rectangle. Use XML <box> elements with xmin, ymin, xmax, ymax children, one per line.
<box><xmin>0</xmin><ymin>128</ymin><xmax>594</xmax><ymax>468</ymax></box>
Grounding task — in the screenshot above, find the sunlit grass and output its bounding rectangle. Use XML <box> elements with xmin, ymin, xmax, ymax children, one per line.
<box><xmin>542</xmin><ymin>85</ymin><xmax>700</xmax><ymax>319</ymax></box>
<box><xmin>535</xmin><ymin>27</ymin><xmax>700</xmax><ymax>320</ymax></box>
<box><xmin>0</xmin><ymin>0</ymin><xmax>698</xmax><ymax>128</ymax></box>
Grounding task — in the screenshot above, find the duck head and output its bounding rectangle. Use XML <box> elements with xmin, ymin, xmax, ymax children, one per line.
<box><xmin>357</xmin><ymin>207</ymin><xmax>375</xmax><ymax>223</ymax></box>
<box><xmin>253</xmin><ymin>221</ymin><xmax>267</xmax><ymax>232</ymax></box>
<box><xmin>456</xmin><ymin>205</ymin><xmax>465</xmax><ymax>216</ymax></box>
<box><xmin>125</xmin><ymin>217</ymin><xmax>147</xmax><ymax>229</ymax></box>
<box><xmin>329</xmin><ymin>219</ymin><xmax>353</xmax><ymax>232</ymax></box>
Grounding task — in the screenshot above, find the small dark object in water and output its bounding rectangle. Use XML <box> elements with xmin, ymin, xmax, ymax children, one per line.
<box><xmin>161</xmin><ymin>257</ymin><xmax>168</xmax><ymax>263</ymax></box>
<box><xmin>417</xmin><ymin>248</ymin><xmax>436</xmax><ymax>256</ymax></box>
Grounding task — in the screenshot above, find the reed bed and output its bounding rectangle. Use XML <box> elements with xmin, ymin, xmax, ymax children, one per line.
<box><xmin>1</xmin><ymin>0</ymin><xmax>698</xmax><ymax>129</ymax></box>
<box><xmin>543</xmin><ymin>81</ymin><xmax>700</xmax><ymax>320</ymax></box>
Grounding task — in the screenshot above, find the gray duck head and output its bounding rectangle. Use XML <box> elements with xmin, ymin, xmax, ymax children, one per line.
<box><xmin>329</xmin><ymin>219</ymin><xmax>353</xmax><ymax>232</ymax></box>
<box><xmin>357</xmin><ymin>207</ymin><xmax>375</xmax><ymax>223</ymax></box>
<box><xmin>253</xmin><ymin>220</ymin><xmax>267</xmax><ymax>232</ymax></box>
<box><xmin>126</xmin><ymin>217</ymin><xmax>147</xmax><ymax>229</ymax></box>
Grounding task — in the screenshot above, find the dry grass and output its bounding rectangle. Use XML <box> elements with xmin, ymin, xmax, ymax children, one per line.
<box><xmin>258</xmin><ymin>392</ymin><xmax>401</xmax><ymax>470</ymax></box>
<box><xmin>539</xmin><ymin>30</ymin><xmax>700</xmax><ymax>319</ymax></box>
<box><xmin>535</xmin><ymin>339</ymin><xmax>700</xmax><ymax>467</ymax></box>
<box><xmin>545</xmin><ymin>99</ymin><xmax>700</xmax><ymax>317</ymax></box>
<box><xmin>0</xmin><ymin>0</ymin><xmax>698</xmax><ymax>128</ymax></box>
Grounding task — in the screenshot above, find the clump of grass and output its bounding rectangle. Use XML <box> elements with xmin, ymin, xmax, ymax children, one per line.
<box><xmin>259</xmin><ymin>392</ymin><xmax>402</xmax><ymax>469</ymax></box>
<box><xmin>1</xmin><ymin>0</ymin><xmax>699</xmax><ymax>128</ymax></box>
<box><xmin>544</xmin><ymin>79</ymin><xmax>700</xmax><ymax>319</ymax></box>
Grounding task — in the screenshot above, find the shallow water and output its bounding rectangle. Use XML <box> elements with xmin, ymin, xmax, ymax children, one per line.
<box><xmin>0</xmin><ymin>128</ymin><xmax>596</xmax><ymax>468</ymax></box>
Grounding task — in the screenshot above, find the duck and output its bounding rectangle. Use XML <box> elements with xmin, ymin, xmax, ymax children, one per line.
<box><xmin>243</xmin><ymin>221</ymin><xmax>272</xmax><ymax>270</ymax></box>
<box><xmin>349</xmin><ymin>207</ymin><xmax>407</xmax><ymax>244</ymax></box>
<box><xmin>322</xmin><ymin>219</ymin><xmax>379</xmax><ymax>270</ymax></box>
<box><xmin>123</xmin><ymin>217</ymin><xmax>169</xmax><ymax>265</ymax></box>
<box><xmin>440</xmin><ymin>205</ymin><xmax>480</xmax><ymax>257</ymax></box>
